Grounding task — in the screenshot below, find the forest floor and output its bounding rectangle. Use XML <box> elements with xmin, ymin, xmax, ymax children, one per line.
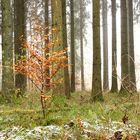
<box><xmin>0</xmin><ymin>91</ymin><xmax>140</xmax><ymax>139</ymax></box>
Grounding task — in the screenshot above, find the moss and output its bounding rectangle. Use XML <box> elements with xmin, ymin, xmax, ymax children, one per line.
<box><xmin>0</xmin><ymin>91</ymin><xmax>140</xmax><ymax>130</ymax></box>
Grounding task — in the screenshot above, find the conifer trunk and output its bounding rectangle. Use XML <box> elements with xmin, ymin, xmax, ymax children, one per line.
<box><xmin>70</xmin><ymin>0</ymin><xmax>75</xmax><ymax>93</ymax></box>
<box><xmin>1</xmin><ymin>0</ymin><xmax>14</xmax><ymax>97</ymax></box>
<box><xmin>91</xmin><ymin>0</ymin><xmax>103</xmax><ymax>101</ymax></box>
<box><xmin>14</xmin><ymin>0</ymin><xmax>26</xmax><ymax>91</ymax></box>
<box><xmin>111</xmin><ymin>0</ymin><xmax>118</xmax><ymax>92</ymax></box>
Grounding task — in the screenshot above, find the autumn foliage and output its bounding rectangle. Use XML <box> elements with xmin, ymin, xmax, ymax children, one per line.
<box><xmin>14</xmin><ymin>25</ymin><xmax>68</xmax><ymax>116</ymax></box>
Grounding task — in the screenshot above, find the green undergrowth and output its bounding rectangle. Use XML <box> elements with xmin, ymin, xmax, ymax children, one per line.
<box><xmin>0</xmin><ymin>91</ymin><xmax>140</xmax><ymax>130</ymax></box>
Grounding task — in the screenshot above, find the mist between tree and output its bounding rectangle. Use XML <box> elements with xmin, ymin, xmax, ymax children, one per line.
<box><xmin>0</xmin><ymin>0</ymin><xmax>140</xmax><ymax>96</ymax></box>
<box><xmin>82</xmin><ymin>0</ymin><xmax>140</xmax><ymax>91</ymax></box>
<box><xmin>1</xmin><ymin>0</ymin><xmax>140</xmax><ymax>139</ymax></box>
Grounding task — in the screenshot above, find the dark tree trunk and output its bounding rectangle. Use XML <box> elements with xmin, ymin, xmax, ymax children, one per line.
<box><xmin>102</xmin><ymin>0</ymin><xmax>109</xmax><ymax>92</ymax></box>
<box><xmin>111</xmin><ymin>0</ymin><xmax>118</xmax><ymax>92</ymax></box>
<box><xmin>120</xmin><ymin>0</ymin><xmax>129</xmax><ymax>93</ymax></box>
<box><xmin>127</xmin><ymin>0</ymin><xmax>137</xmax><ymax>92</ymax></box>
<box><xmin>70</xmin><ymin>0</ymin><xmax>75</xmax><ymax>92</ymax></box>
<box><xmin>14</xmin><ymin>0</ymin><xmax>26</xmax><ymax>91</ymax></box>
<box><xmin>1</xmin><ymin>0</ymin><xmax>14</xmax><ymax>97</ymax></box>
<box><xmin>51</xmin><ymin>0</ymin><xmax>65</xmax><ymax>94</ymax></box>
<box><xmin>61</xmin><ymin>0</ymin><xmax>71</xmax><ymax>98</ymax></box>
<box><xmin>44</xmin><ymin>0</ymin><xmax>50</xmax><ymax>91</ymax></box>
<box><xmin>91</xmin><ymin>0</ymin><xmax>103</xmax><ymax>101</ymax></box>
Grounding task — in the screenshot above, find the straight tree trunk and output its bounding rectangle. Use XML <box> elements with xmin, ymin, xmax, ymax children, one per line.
<box><xmin>111</xmin><ymin>0</ymin><xmax>118</xmax><ymax>92</ymax></box>
<box><xmin>51</xmin><ymin>0</ymin><xmax>65</xmax><ymax>94</ymax></box>
<box><xmin>80</xmin><ymin>0</ymin><xmax>85</xmax><ymax>91</ymax></box>
<box><xmin>44</xmin><ymin>0</ymin><xmax>50</xmax><ymax>91</ymax></box>
<box><xmin>61</xmin><ymin>0</ymin><xmax>71</xmax><ymax>98</ymax></box>
<box><xmin>14</xmin><ymin>0</ymin><xmax>26</xmax><ymax>91</ymax></box>
<box><xmin>70</xmin><ymin>0</ymin><xmax>75</xmax><ymax>93</ymax></box>
<box><xmin>120</xmin><ymin>0</ymin><xmax>129</xmax><ymax>93</ymax></box>
<box><xmin>91</xmin><ymin>0</ymin><xmax>103</xmax><ymax>101</ymax></box>
<box><xmin>102</xmin><ymin>0</ymin><xmax>109</xmax><ymax>92</ymax></box>
<box><xmin>1</xmin><ymin>0</ymin><xmax>14</xmax><ymax>97</ymax></box>
<box><xmin>127</xmin><ymin>0</ymin><xmax>137</xmax><ymax>92</ymax></box>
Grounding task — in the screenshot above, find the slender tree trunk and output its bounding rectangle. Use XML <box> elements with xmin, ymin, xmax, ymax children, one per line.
<box><xmin>102</xmin><ymin>0</ymin><xmax>109</xmax><ymax>92</ymax></box>
<box><xmin>127</xmin><ymin>0</ymin><xmax>137</xmax><ymax>92</ymax></box>
<box><xmin>91</xmin><ymin>0</ymin><xmax>103</xmax><ymax>101</ymax></box>
<box><xmin>120</xmin><ymin>0</ymin><xmax>129</xmax><ymax>93</ymax></box>
<box><xmin>1</xmin><ymin>0</ymin><xmax>14</xmax><ymax>97</ymax></box>
<box><xmin>111</xmin><ymin>0</ymin><xmax>118</xmax><ymax>92</ymax></box>
<box><xmin>70</xmin><ymin>0</ymin><xmax>75</xmax><ymax>92</ymax></box>
<box><xmin>80</xmin><ymin>0</ymin><xmax>85</xmax><ymax>91</ymax></box>
<box><xmin>44</xmin><ymin>0</ymin><xmax>50</xmax><ymax>91</ymax></box>
<box><xmin>14</xmin><ymin>0</ymin><xmax>26</xmax><ymax>91</ymax></box>
<box><xmin>61</xmin><ymin>0</ymin><xmax>71</xmax><ymax>98</ymax></box>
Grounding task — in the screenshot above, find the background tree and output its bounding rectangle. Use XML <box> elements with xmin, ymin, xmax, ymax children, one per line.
<box><xmin>133</xmin><ymin>0</ymin><xmax>140</xmax><ymax>23</ymax></box>
<box><xmin>1</xmin><ymin>0</ymin><xmax>14</xmax><ymax>97</ymax></box>
<box><xmin>26</xmin><ymin>0</ymin><xmax>45</xmax><ymax>91</ymax></box>
<box><xmin>91</xmin><ymin>0</ymin><xmax>103</xmax><ymax>101</ymax></box>
<box><xmin>111</xmin><ymin>0</ymin><xmax>118</xmax><ymax>92</ymax></box>
<box><xmin>14</xmin><ymin>0</ymin><xmax>26</xmax><ymax>91</ymax></box>
<box><xmin>80</xmin><ymin>0</ymin><xmax>85</xmax><ymax>90</ymax></box>
<box><xmin>61</xmin><ymin>0</ymin><xmax>71</xmax><ymax>98</ymax></box>
<box><xmin>102</xmin><ymin>0</ymin><xmax>109</xmax><ymax>92</ymax></box>
<box><xmin>44</xmin><ymin>0</ymin><xmax>50</xmax><ymax>90</ymax></box>
<box><xmin>120</xmin><ymin>0</ymin><xmax>129</xmax><ymax>93</ymax></box>
<box><xmin>127</xmin><ymin>0</ymin><xmax>137</xmax><ymax>92</ymax></box>
<box><xmin>51</xmin><ymin>0</ymin><xmax>65</xmax><ymax>94</ymax></box>
<box><xmin>70</xmin><ymin>0</ymin><xmax>75</xmax><ymax>92</ymax></box>
<box><xmin>70</xmin><ymin>0</ymin><xmax>90</xmax><ymax>91</ymax></box>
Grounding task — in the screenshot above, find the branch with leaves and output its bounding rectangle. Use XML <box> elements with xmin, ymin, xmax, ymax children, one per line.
<box><xmin>14</xmin><ymin>26</ymin><xmax>68</xmax><ymax>117</ymax></box>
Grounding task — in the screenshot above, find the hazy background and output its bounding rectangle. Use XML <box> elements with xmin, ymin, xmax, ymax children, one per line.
<box><xmin>0</xmin><ymin>0</ymin><xmax>140</xmax><ymax>91</ymax></box>
<box><xmin>82</xmin><ymin>0</ymin><xmax>140</xmax><ymax>91</ymax></box>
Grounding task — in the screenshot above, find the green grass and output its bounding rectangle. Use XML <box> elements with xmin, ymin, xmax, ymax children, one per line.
<box><xmin>0</xmin><ymin>91</ymin><xmax>140</xmax><ymax>130</ymax></box>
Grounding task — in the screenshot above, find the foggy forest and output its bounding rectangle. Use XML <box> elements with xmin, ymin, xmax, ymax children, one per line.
<box><xmin>0</xmin><ymin>0</ymin><xmax>140</xmax><ymax>139</ymax></box>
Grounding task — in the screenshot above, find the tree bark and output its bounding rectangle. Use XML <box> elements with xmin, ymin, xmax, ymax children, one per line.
<box><xmin>14</xmin><ymin>0</ymin><xmax>26</xmax><ymax>91</ymax></box>
<box><xmin>127</xmin><ymin>0</ymin><xmax>137</xmax><ymax>92</ymax></box>
<box><xmin>102</xmin><ymin>0</ymin><xmax>109</xmax><ymax>92</ymax></box>
<box><xmin>80</xmin><ymin>0</ymin><xmax>85</xmax><ymax>91</ymax></box>
<box><xmin>120</xmin><ymin>0</ymin><xmax>129</xmax><ymax>93</ymax></box>
<box><xmin>70</xmin><ymin>0</ymin><xmax>75</xmax><ymax>92</ymax></box>
<box><xmin>44</xmin><ymin>0</ymin><xmax>50</xmax><ymax>91</ymax></box>
<box><xmin>1</xmin><ymin>0</ymin><xmax>14</xmax><ymax>98</ymax></box>
<box><xmin>111</xmin><ymin>0</ymin><xmax>118</xmax><ymax>92</ymax></box>
<box><xmin>51</xmin><ymin>0</ymin><xmax>65</xmax><ymax>94</ymax></box>
<box><xmin>91</xmin><ymin>0</ymin><xmax>103</xmax><ymax>101</ymax></box>
<box><xmin>61</xmin><ymin>0</ymin><xmax>71</xmax><ymax>98</ymax></box>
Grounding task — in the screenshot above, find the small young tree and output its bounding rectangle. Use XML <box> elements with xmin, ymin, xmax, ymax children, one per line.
<box><xmin>14</xmin><ymin>25</ymin><xmax>68</xmax><ymax>117</ymax></box>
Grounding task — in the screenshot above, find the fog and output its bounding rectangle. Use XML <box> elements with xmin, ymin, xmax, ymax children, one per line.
<box><xmin>0</xmin><ymin>0</ymin><xmax>140</xmax><ymax>91</ymax></box>
<box><xmin>82</xmin><ymin>0</ymin><xmax>140</xmax><ymax>91</ymax></box>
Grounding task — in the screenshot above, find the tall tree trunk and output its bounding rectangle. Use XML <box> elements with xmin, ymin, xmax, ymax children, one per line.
<box><xmin>120</xmin><ymin>0</ymin><xmax>129</xmax><ymax>93</ymax></box>
<box><xmin>91</xmin><ymin>0</ymin><xmax>103</xmax><ymax>101</ymax></box>
<box><xmin>61</xmin><ymin>0</ymin><xmax>71</xmax><ymax>98</ymax></box>
<box><xmin>127</xmin><ymin>0</ymin><xmax>137</xmax><ymax>92</ymax></box>
<box><xmin>102</xmin><ymin>0</ymin><xmax>109</xmax><ymax>92</ymax></box>
<box><xmin>44</xmin><ymin>0</ymin><xmax>50</xmax><ymax>91</ymax></box>
<box><xmin>1</xmin><ymin>0</ymin><xmax>14</xmax><ymax>97</ymax></box>
<box><xmin>111</xmin><ymin>0</ymin><xmax>118</xmax><ymax>92</ymax></box>
<box><xmin>80</xmin><ymin>0</ymin><xmax>85</xmax><ymax>91</ymax></box>
<box><xmin>14</xmin><ymin>0</ymin><xmax>26</xmax><ymax>91</ymax></box>
<box><xmin>51</xmin><ymin>0</ymin><xmax>64</xmax><ymax>94</ymax></box>
<box><xmin>70</xmin><ymin>0</ymin><xmax>75</xmax><ymax>92</ymax></box>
